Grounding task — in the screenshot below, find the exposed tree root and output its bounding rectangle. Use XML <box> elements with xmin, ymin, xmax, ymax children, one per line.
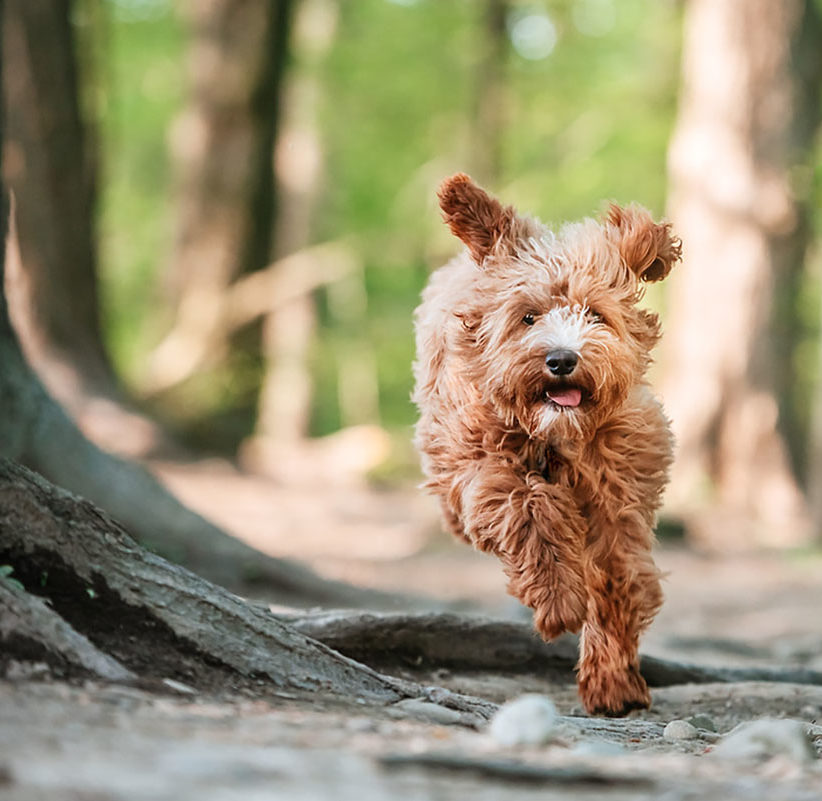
<box><xmin>0</xmin><ymin>460</ymin><xmax>493</xmax><ymax>722</ymax></box>
<box><xmin>285</xmin><ymin>609</ymin><xmax>822</xmax><ymax>688</ymax></box>
<box><xmin>0</xmin><ymin>578</ymin><xmax>134</xmax><ymax>682</ymax></box>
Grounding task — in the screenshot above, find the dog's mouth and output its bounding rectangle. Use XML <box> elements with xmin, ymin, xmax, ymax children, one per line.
<box><xmin>542</xmin><ymin>384</ymin><xmax>590</xmax><ymax>410</ymax></box>
<box><xmin>546</xmin><ymin>386</ymin><xmax>582</xmax><ymax>408</ymax></box>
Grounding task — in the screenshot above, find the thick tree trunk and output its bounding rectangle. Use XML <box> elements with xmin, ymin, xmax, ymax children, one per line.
<box><xmin>663</xmin><ymin>0</ymin><xmax>821</xmax><ymax>546</ymax></box>
<box><xmin>1</xmin><ymin>0</ymin><xmax>112</xmax><ymax>392</ymax></box>
<box><xmin>145</xmin><ymin>0</ymin><xmax>294</xmax><ymax>393</ymax></box>
<box><xmin>1</xmin><ymin>0</ymin><xmax>178</xmax><ymax>460</ymax></box>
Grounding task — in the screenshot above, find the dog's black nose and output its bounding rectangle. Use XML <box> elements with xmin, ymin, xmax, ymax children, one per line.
<box><xmin>546</xmin><ymin>350</ymin><xmax>578</xmax><ymax>376</ymax></box>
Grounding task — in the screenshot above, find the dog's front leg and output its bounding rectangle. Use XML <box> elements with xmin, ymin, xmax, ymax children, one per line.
<box><xmin>459</xmin><ymin>462</ymin><xmax>589</xmax><ymax>639</ymax></box>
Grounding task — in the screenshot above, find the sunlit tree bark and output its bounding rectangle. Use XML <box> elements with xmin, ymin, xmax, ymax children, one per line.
<box><xmin>663</xmin><ymin>0</ymin><xmax>822</xmax><ymax>546</ymax></box>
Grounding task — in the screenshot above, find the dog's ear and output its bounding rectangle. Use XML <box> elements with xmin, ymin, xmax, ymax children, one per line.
<box><xmin>438</xmin><ymin>173</ymin><xmax>523</xmax><ymax>266</ymax></box>
<box><xmin>606</xmin><ymin>204</ymin><xmax>681</xmax><ymax>283</ymax></box>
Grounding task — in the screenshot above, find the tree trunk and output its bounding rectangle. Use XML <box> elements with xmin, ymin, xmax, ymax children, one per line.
<box><xmin>145</xmin><ymin>0</ymin><xmax>294</xmax><ymax>393</ymax></box>
<box><xmin>0</xmin><ymin>98</ymin><xmax>409</xmax><ymax>607</ymax></box>
<box><xmin>468</xmin><ymin>0</ymin><xmax>510</xmax><ymax>185</ymax></box>
<box><xmin>248</xmin><ymin>0</ymin><xmax>335</xmax><ymax>466</ymax></box>
<box><xmin>2</xmin><ymin>0</ymin><xmax>113</xmax><ymax>392</ymax></box>
<box><xmin>662</xmin><ymin>0</ymin><xmax>821</xmax><ymax>546</ymax></box>
<box><xmin>1</xmin><ymin>0</ymin><xmax>181</xmax><ymax>460</ymax></box>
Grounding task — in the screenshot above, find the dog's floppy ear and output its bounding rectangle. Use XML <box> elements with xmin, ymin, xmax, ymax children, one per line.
<box><xmin>438</xmin><ymin>173</ymin><xmax>522</xmax><ymax>266</ymax></box>
<box><xmin>606</xmin><ymin>204</ymin><xmax>682</xmax><ymax>283</ymax></box>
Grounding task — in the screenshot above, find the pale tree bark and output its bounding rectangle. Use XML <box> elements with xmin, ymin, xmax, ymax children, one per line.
<box><xmin>144</xmin><ymin>0</ymin><xmax>294</xmax><ymax>393</ymax></box>
<box><xmin>662</xmin><ymin>0</ymin><xmax>822</xmax><ymax>547</ymax></box>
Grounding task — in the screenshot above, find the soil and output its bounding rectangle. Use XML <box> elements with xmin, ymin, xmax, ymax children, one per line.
<box><xmin>3</xmin><ymin>457</ymin><xmax>822</xmax><ymax>800</ymax></box>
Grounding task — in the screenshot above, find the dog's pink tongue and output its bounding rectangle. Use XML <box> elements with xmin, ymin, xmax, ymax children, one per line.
<box><xmin>547</xmin><ymin>388</ymin><xmax>582</xmax><ymax>407</ymax></box>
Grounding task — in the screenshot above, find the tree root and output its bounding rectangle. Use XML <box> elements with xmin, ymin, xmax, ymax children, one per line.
<box><xmin>0</xmin><ymin>459</ymin><xmax>493</xmax><ymax>723</ymax></box>
<box><xmin>0</xmin><ymin>578</ymin><xmax>134</xmax><ymax>682</ymax></box>
<box><xmin>285</xmin><ymin>609</ymin><xmax>822</xmax><ymax>688</ymax></box>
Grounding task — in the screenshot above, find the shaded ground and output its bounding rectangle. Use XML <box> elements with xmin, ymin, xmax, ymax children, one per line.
<box><xmin>4</xmin><ymin>457</ymin><xmax>822</xmax><ymax>800</ymax></box>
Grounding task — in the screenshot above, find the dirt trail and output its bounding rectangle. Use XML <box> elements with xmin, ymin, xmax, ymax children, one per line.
<box><xmin>4</xmin><ymin>459</ymin><xmax>822</xmax><ymax>800</ymax></box>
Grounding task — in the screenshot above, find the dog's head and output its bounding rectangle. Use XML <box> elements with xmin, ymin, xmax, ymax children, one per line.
<box><xmin>438</xmin><ymin>173</ymin><xmax>681</xmax><ymax>440</ymax></box>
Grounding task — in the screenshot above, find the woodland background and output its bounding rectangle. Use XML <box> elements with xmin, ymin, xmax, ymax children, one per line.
<box><xmin>4</xmin><ymin>0</ymin><xmax>822</xmax><ymax>549</ymax></box>
<box><xmin>3</xmin><ymin>2</ymin><xmax>822</xmax><ymax>798</ymax></box>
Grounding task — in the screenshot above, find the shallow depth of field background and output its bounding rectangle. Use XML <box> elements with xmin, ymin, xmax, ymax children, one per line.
<box><xmin>6</xmin><ymin>0</ymin><xmax>822</xmax><ymax>554</ymax></box>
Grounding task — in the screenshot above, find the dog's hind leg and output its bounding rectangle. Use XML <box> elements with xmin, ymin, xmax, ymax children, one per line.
<box><xmin>576</xmin><ymin>553</ymin><xmax>663</xmax><ymax>716</ymax></box>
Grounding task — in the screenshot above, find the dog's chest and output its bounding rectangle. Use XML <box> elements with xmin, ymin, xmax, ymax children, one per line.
<box><xmin>523</xmin><ymin>441</ymin><xmax>571</xmax><ymax>485</ymax></box>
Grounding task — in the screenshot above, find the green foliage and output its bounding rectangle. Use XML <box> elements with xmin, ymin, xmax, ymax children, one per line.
<box><xmin>95</xmin><ymin>0</ymin><xmax>683</xmax><ymax>453</ymax></box>
<box><xmin>0</xmin><ymin>565</ymin><xmax>25</xmax><ymax>592</ymax></box>
<box><xmin>97</xmin><ymin>1</ymin><xmax>185</xmax><ymax>378</ymax></box>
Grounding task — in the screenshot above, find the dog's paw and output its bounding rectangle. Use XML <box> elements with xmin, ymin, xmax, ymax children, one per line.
<box><xmin>532</xmin><ymin>579</ymin><xmax>588</xmax><ymax>640</ymax></box>
<box><xmin>578</xmin><ymin>664</ymin><xmax>650</xmax><ymax>717</ymax></box>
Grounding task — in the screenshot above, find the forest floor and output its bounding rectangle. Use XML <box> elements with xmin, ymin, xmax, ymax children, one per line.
<box><xmin>3</xmin><ymin>456</ymin><xmax>822</xmax><ymax>800</ymax></box>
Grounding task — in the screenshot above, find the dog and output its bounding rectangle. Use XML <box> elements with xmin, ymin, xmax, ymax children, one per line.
<box><xmin>413</xmin><ymin>174</ymin><xmax>681</xmax><ymax>716</ymax></box>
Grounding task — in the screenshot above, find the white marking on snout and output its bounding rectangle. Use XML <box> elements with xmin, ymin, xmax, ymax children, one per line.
<box><xmin>522</xmin><ymin>305</ymin><xmax>594</xmax><ymax>354</ymax></box>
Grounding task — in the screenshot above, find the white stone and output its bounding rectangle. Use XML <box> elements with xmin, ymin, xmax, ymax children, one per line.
<box><xmin>488</xmin><ymin>694</ymin><xmax>559</xmax><ymax>746</ymax></box>
<box><xmin>663</xmin><ymin>719</ymin><xmax>699</xmax><ymax>741</ymax></box>
<box><xmin>711</xmin><ymin>718</ymin><xmax>817</xmax><ymax>763</ymax></box>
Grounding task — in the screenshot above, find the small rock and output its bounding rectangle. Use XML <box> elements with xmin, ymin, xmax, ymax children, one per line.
<box><xmin>711</xmin><ymin>718</ymin><xmax>817</xmax><ymax>764</ymax></box>
<box><xmin>488</xmin><ymin>694</ymin><xmax>559</xmax><ymax>747</ymax></box>
<box><xmin>663</xmin><ymin>720</ymin><xmax>698</xmax><ymax>741</ymax></box>
<box><xmin>687</xmin><ymin>714</ymin><xmax>717</xmax><ymax>732</ymax></box>
<box><xmin>390</xmin><ymin>698</ymin><xmax>463</xmax><ymax>725</ymax></box>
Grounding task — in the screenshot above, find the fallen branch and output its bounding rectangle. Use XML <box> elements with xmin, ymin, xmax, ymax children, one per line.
<box><xmin>143</xmin><ymin>240</ymin><xmax>359</xmax><ymax>396</ymax></box>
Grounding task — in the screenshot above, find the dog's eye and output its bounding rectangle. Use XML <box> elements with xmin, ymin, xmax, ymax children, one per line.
<box><xmin>522</xmin><ymin>313</ymin><xmax>536</xmax><ymax>326</ymax></box>
<box><xmin>587</xmin><ymin>310</ymin><xmax>604</xmax><ymax>324</ymax></box>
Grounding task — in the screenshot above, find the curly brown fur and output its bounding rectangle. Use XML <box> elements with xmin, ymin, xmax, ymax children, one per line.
<box><xmin>413</xmin><ymin>173</ymin><xmax>681</xmax><ymax>717</ymax></box>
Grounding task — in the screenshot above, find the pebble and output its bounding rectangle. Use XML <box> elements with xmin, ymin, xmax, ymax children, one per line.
<box><xmin>687</xmin><ymin>714</ymin><xmax>717</xmax><ymax>732</ymax></box>
<box><xmin>390</xmin><ymin>698</ymin><xmax>463</xmax><ymax>726</ymax></box>
<box><xmin>711</xmin><ymin>718</ymin><xmax>817</xmax><ymax>763</ymax></box>
<box><xmin>488</xmin><ymin>694</ymin><xmax>559</xmax><ymax>747</ymax></box>
<box><xmin>663</xmin><ymin>720</ymin><xmax>698</xmax><ymax>741</ymax></box>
